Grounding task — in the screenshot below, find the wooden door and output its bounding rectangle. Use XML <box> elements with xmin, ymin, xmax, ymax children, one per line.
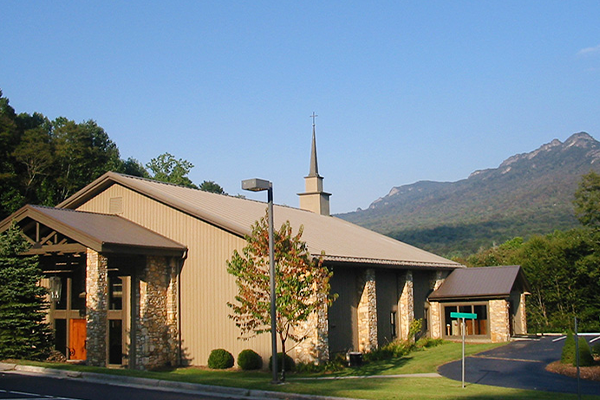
<box><xmin>69</xmin><ymin>319</ymin><xmax>87</xmax><ymax>360</ymax></box>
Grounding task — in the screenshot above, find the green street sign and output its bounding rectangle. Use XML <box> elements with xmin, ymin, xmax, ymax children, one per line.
<box><xmin>450</xmin><ymin>312</ymin><xmax>477</xmax><ymax>319</ymax></box>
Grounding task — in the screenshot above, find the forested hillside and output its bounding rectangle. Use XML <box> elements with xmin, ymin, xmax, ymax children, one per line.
<box><xmin>0</xmin><ymin>90</ymin><xmax>223</xmax><ymax>220</ymax></box>
<box><xmin>338</xmin><ymin>132</ymin><xmax>600</xmax><ymax>256</ymax></box>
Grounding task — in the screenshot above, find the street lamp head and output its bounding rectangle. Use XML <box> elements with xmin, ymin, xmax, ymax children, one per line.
<box><xmin>242</xmin><ymin>178</ymin><xmax>272</xmax><ymax>192</ymax></box>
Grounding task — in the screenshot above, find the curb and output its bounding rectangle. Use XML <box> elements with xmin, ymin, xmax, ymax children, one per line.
<box><xmin>0</xmin><ymin>363</ymin><xmax>358</xmax><ymax>400</ymax></box>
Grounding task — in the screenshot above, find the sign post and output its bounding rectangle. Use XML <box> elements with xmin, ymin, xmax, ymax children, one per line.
<box><xmin>450</xmin><ymin>312</ymin><xmax>477</xmax><ymax>388</ymax></box>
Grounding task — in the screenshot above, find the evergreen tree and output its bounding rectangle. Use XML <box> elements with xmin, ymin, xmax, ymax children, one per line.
<box><xmin>0</xmin><ymin>224</ymin><xmax>52</xmax><ymax>360</ymax></box>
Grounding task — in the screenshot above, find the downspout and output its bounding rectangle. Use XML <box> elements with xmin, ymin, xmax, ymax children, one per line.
<box><xmin>177</xmin><ymin>250</ymin><xmax>187</xmax><ymax>366</ymax></box>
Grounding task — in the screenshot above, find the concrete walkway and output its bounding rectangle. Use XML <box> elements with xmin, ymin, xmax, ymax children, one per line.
<box><xmin>437</xmin><ymin>336</ymin><xmax>600</xmax><ymax>396</ymax></box>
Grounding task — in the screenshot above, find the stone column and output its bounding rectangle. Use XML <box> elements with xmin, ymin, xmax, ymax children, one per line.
<box><xmin>398</xmin><ymin>270</ymin><xmax>414</xmax><ymax>341</ymax></box>
<box><xmin>356</xmin><ymin>268</ymin><xmax>377</xmax><ymax>352</ymax></box>
<box><xmin>86</xmin><ymin>249</ymin><xmax>108</xmax><ymax>366</ymax></box>
<box><xmin>489</xmin><ymin>299</ymin><xmax>510</xmax><ymax>342</ymax></box>
<box><xmin>428</xmin><ymin>270</ymin><xmax>447</xmax><ymax>339</ymax></box>
<box><xmin>518</xmin><ymin>293</ymin><xmax>527</xmax><ymax>335</ymax></box>
<box><xmin>134</xmin><ymin>256</ymin><xmax>179</xmax><ymax>370</ymax></box>
<box><xmin>294</xmin><ymin>301</ymin><xmax>329</xmax><ymax>364</ymax></box>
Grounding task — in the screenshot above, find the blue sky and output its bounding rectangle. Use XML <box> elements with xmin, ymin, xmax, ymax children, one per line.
<box><xmin>2</xmin><ymin>2</ymin><xmax>600</xmax><ymax>213</ymax></box>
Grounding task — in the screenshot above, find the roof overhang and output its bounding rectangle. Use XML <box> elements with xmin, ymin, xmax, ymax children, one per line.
<box><xmin>0</xmin><ymin>205</ymin><xmax>187</xmax><ymax>258</ymax></box>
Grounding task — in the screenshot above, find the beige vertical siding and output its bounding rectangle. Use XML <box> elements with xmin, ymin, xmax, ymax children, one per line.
<box><xmin>76</xmin><ymin>185</ymin><xmax>272</xmax><ymax>366</ymax></box>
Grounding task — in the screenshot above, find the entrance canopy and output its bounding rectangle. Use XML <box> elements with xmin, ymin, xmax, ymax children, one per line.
<box><xmin>429</xmin><ymin>265</ymin><xmax>530</xmax><ymax>301</ymax></box>
<box><xmin>0</xmin><ymin>205</ymin><xmax>187</xmax><ymax>257</ymax></box>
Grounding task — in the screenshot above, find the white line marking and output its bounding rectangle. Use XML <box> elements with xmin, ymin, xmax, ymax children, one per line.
<box><xmin>552</xmin><ymin>336</ymin><xmax>566</xmax><ymax>342</ymax></box>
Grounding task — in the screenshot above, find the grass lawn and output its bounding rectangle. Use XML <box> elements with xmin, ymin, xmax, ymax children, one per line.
<box><xmin>7</xmin><ymin>341</ymin><xmax>600</xmax><ymax>400</ymax></box>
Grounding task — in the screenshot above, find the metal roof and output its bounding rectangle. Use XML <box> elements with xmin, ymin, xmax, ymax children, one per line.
<box><xmin>428</xmin><ymin>265</ymin><xmax>530</xmax><ymax>300</ymax></box>
<box><xmin>0</xmin><ymin>204</ymin><xmax>187</xmax><ymax>257</ymax></box>
<box><xmin>58</xmin><ymin>172</ymin><xmax>463</xmax><ymax>269</ymax></box>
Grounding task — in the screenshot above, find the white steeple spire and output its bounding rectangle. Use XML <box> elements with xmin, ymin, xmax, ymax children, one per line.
<box><xmin>298</xmin><ymin>113</ymin><xmax>331</xmax><ymax>215</ymax></box>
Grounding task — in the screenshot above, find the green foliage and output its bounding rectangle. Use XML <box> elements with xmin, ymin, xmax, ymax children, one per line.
<box><xmin>199</xmin><ymin>180</ymin><xmax>225</xmax><ymax>194</ymax></box>
<box><xmin>296</xmin><ymin>353</ymin><xmax>346</xmax><ymax>373</ymax></box>
<box><xmin>268</xmin><ymin>352</ymin><xmax>295</xmax><ymax>372</ymax></box>
<box><xmin>0</xmin><ymin>224</ymin><xmax>52</xmax><ymax>360</ymax></box>
<box><xmin>576</xmin><ymin>338</ymin><xmax>594</xmax><ymax>367</ymax></box>
<box><xmin>415</xmin><ymin>337</ymin><xmax>444</xmax><ymax>349</ymax></box>
<box><xmin>146</xmin><ymin>152</ymin><xmax>197</xmax><ymax>188</ymax></box>
<box><xmin>561</xmin><ymin>332</ymin><xmax>576</xmax><ymax>364</ymax></box>
<box><xmin>463</xmin><ymin>228</ymin><xmax>600</xmax><ymax>333</ymax></box>
<box><xmin>561</xmin><ymin>333</ymin><xmax>594</xmax><ymax>367</ymax></box>
<box><xmin>236</xmin><ymin>349</ymin><xmax>262</xmax><ymax>370</ymax></box>
<box><xmin>408</xmin><ymin>318</ymin><xmax>423</xmax><ymax>342</ymax></box>
<box><xmin>207</xmin><ymin>349</ymin><xmax>234</xmax><ymax>369</ymax></box>
<box><xmin>227</xmin><ymin>213</ymin><xmax>336</xmax><ymax>380</ymax></box>
<box><xmin>574</xmin><ymin>170</ymin><xmax>600</xmax><ymax>229</ymax></box>
<box><xmin>592</xmin><ymin>341</ymin><xmax>600</xmax><ymax>358</ymax></box>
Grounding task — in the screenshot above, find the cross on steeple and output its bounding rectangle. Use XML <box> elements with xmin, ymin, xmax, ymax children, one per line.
<box><xmin>310</xmin><ymin>112</ymin><xmax>318</xmax><ymax>127</ymax></box>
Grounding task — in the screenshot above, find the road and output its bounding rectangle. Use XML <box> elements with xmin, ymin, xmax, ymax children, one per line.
<box><xmin>437</xmin><ymin>336</ymin><xmax>600</xmax><ymax>396</ymax></box>
<box><xmin>0</xmin><ymin>372</ymin><xmax>237</xmax><ymax>400</ymax></box>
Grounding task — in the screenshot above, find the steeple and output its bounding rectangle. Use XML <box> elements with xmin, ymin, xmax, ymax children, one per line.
<box><xmin>298</xmin><ymin>113</ymin><xmax>331</xmax><ymax>215</ymax></box>
<box><xmin>309</xmin><ymin>114</ymin><xmax>319</xmax><ymax>177</ymax></box>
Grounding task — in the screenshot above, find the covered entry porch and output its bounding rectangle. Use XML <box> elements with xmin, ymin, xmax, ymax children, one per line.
<box><xmin>1</xmin><ymin>205</ymin><xmax>186</xmax><ymax>370</ymax></box>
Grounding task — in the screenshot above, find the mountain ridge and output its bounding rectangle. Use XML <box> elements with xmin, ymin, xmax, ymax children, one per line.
<box><xmin>337</xmin><ymin>132</ymin><xmax>600</xmax><ymax>256</ymax></box>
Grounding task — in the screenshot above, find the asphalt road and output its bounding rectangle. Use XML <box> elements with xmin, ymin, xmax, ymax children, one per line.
<box><xmin>0</xmin><ymin>372</ymin><xmax>234</xmax><ymax>400</ymax></box>
<box><xmin>437</xmin><ymin>336</ymin><xmax>600</xmax><ymax>396</ymax></box>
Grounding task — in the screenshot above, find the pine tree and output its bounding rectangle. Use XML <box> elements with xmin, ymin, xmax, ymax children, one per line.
<box><xmin>0</xmin><ymin>224</ymin><xmax>52</xmax><ymax>360</ymax></box>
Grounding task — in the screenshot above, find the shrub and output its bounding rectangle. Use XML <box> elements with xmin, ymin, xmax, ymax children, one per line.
<box><xmin>237</xmin><ymin>349</ymin><xmax>262</xmax><ymax>370</ymax></box>
<box><xmin>592</xmin><ymin>342</ymin><xmax>600</xmax><ymax>358</ymax></box>
<box><xmin>561</xmin><ymin>332</ymin><xmax>576</xmax><ymax>364</ymax></box>
<box><xmin>561</xmin><ymin>333</ymin><xmax>594</xmax><ymax>366</ymax></box>
<box><xmin>268</xmin><ymin>352</ymin><xmax>295</xmax><ymax>372</ymax></box>
<box><xmin>416</xmin><ymin>337</ymin><xmax>445</xmax><ymax>349</ymax></box>
<box><xmin>576</xmin><ymin>338</ymin><xmax>594</xmax><ymax>367</ymax></box>
<box><xmin>207</xmin><ymin>349</ymin><xmax>234</xmax><ymax>369</ymax></box>
<box><xmin>296</xmin><ymin>353</ymin><xmax>346</xmax><ymax>373</ymax></box>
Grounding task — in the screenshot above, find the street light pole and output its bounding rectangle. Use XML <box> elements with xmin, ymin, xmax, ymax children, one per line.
<box><xmin>241</xmin><ymin>178</ymin><xmax>279</xmax><ymax>384</ymax></box>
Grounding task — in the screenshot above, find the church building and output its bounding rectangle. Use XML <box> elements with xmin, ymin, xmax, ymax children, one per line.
<box><xmin>0</xmin><ymin>121</ymin><xmax>529</xmax><ymax>369</ymax></box>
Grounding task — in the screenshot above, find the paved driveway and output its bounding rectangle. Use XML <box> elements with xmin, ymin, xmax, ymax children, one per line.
<box><xmin>437</xmin><ymin>336</ymin><xmax>600</xmax><ymax>396</ymax></box>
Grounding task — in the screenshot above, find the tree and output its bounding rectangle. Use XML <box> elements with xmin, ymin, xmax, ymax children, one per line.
<box><xmin>199</xmin><ymin>180</ymin><xmax>225</xmax><ymax>194</ymax></box>
<box><xmin>146</xmin><ymin>152</ymin><xmax>197</xmax><ymax>188</ymax></box>
<box><xmin>227</xmin><ymin>213</ymin><xmax>335</xmax><ymax>380</ymax></box>
<box><xmin>119</xmin><ymin>157</ymin><xmax>149</xmax><ymax>178</ymax></box>
<box><xmin>574</xmin><ymin>170</ymin><xmax>600</xmax><ymax>229</ymax></box>
<box><xmin>0</xmin><ymin>224</ymin><xmax>52</xmax><ymax>360</ymax></box>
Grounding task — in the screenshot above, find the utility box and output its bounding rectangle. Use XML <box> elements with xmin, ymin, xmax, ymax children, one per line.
<box><xmin>347</xmin><ymin>352</ymin><xmax>363</xmax><ymax>367</ymax></box>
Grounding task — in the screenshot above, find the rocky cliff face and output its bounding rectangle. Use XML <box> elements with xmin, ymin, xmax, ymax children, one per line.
<box><xmin>338</xmin><ymin>132</ymin><xmax>600</xmax><ymax>255</ymax></box>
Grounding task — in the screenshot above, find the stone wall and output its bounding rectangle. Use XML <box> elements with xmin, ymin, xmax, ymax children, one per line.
<box><xmin>518</xmin><ymin>293</ymin><xmax>527</xmax><ymax>335</ymax></box>
<box><xmin>294</xmin><ymin>301</ymin><xmax>329</xmax><ymax>364</ymax></box>
<box><xmin>356</xmin><ymin>269</ymin><xmax>377</xmax><ymax>352</ymax></box>
<box><xmin>398</xmin><ymin>271</ymin><xmax>414</xmax><ymax>341</ymax></box>
<box><xmin>86</xmin><ymin>249</ymin><xmax>108</xmax><ymax>366</ymax></box>
<box><xmin>134</xmin><ymin>256</ymin><xmax>178</xmax><ymax>370</ymax></box>
<box><xmin>489</xmin><ymin>299</ymin><xmax>510</xmax><ymax>342</ymax></box>
<box><xmin>427</xmin><ymin>271</ymin><xmax>447</xmax><ymax>339</ymax></box>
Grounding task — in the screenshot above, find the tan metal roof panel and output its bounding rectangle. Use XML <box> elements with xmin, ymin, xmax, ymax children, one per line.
<box><xmin>59</xmin><ymin>172</ymin><xmax>462</xmax><ymax>269</ymax></box>
<box><xmin>429</xmin><ymin>265</ymin><xmax>529</xmax><ymax>300</ymax></box>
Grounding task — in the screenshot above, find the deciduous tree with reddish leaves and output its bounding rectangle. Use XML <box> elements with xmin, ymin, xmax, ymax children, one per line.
<box><xmin>227</xmin><ymin>213</ymin><xmax>335</xmax><ymax>380</ymax></box>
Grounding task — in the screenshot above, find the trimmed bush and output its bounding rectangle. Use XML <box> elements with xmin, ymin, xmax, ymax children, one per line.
<box><xmin>561</xmin><ymin>332</ymin><xmax>576</xmax><ymax>364</ymax></box>
<box><xmin>576</xmin><ymin>338</ymin><xmax>594</xmax><ymax>367</ymax></box>
<box><xmin>207</xmin><ymin>349</ymin><xmax>234</xmax><ymax>369</ymax></box>
<box><xmin>561</xmin><ymin>332</ymin><xmax>594</xmax><ymax>366</ymax></box>
<box><xmin>268</xmin><ymin>352</ymin><xmax>295</xmax><ymax>372</ymax></box>
<box><xmin>592</xmin><ymin>342</ymin><xmax>600</xmax><ymax>358</ymax></box>
<box><xmin>237</xmin><ymin>349</ymin><xmax>262</xmax><ymax>370</ymax></box>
